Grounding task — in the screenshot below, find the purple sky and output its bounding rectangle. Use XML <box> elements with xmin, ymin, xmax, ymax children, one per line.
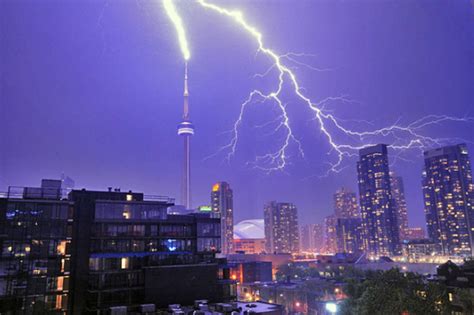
<box><xmin>1</xmin><ymin>0</ymin><xmax>473</xmax><ymax>229</ymax></box>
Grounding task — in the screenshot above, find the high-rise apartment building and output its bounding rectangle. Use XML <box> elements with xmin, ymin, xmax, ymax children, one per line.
<box><xmin>324</xmin><ymin>215</ymin><xmax>338</xmax><ymax>254</ymax></box>
<box><xmin>211</xmin><ymin>182</ymin><xmax>234</xmax><ymax>254</ymax></box>
<box><xmin>404</xmin><ymin>227</ymin><xmax>425</xmax><ymax>240</ymax></box>
<box><xmin>300</xmin><ymin>223</ymin><xmax>324</xmax><ymax>253</ymax></box>
<box><xmin>390</xmin><ymin>172</ymin><xmax>409</xmax><ymax>240</ymax></box>
<box><xmin>334</xmin><ymin>188</ymin><xmax>359</xmax><ymax>219</ymax></box>
<box><xmin>336</xmin><ymin>218</ymin><xmax>364</xmax><ymax>254</ymax></box>
<box><xmin>357</xmin><ymin>144</ymin><xmax>400</xmax><ymax>256</ymax></box>
<box><xmin>264</xmin><ymin>202</ymin><xmax>299</xmax><ymax>254</ymax></box>
<box><xmin>423</xmin><ymin>144</ymin><xmax>474</xmax><ymax>256</ymax></box>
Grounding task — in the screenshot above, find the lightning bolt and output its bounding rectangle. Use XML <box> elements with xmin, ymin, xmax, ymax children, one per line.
<box><xmin>165</xmin><ymin>0</ymin><xmax>473</xmax><ymax>173</ymax></box>
<box><xmin>163</xmin><ymin>0</ymin><xmax>190</xmax><ymax>61</ymax></box>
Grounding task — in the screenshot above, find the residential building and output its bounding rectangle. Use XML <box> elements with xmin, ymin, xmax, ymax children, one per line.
<box><xmin>0</xmin><ymin>181</ymin><xmax>72</xmax><ymax>314</ymax></box>
<box><xmin>357</xmin><ymin>144</ymin><xmax>400</xmax><ymax>256</ymax></box>
<box><xmin>264</xmin><ymin>202</ymin><xmax>299</xmax><ymax>254</ymax></box>
<box><xmin>390</xmin><ymin>172</ymin><xmax>409</xmax><ymax>240</ymax></box>
<box><xmin>324</xmin><ymin>215</ymin><xmax>338</xmax><ymax>254</ymax></box>
<box><xmin>336</xmin><ymin>218</ymin><xmax>363</xmax><ymax>254</ymax></box>
<box><xmin>300</xmin><ymin>223</ymin><xmax>324</xmax><ymax>253</ymax></box>
<box><xmin>404</xmin><ymin>227</ymin><xmax>426</xmax><ymax>240</ymax></box>
<box><xmin>69</xmin><ymin>188</ymin><xmax>229</xmax><ymax>313</ymax></box>
<box><xmin>423</xmin><ymin>144</ymin><xmax>474</xmax><ymax>256</ymax></box>
<box><xmin>334</xmin><ymin>188</ymin><xmax>359</xmax><ymax>219</ymax></box>
<box><xmin>211</xmin><ymin>182</ymin><xmax>234</xmax><ymax>254</ymax></box>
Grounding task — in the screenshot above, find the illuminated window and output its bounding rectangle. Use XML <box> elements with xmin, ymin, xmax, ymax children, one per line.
<box><xmin>126</xmin><ymin>194</ymin><xmax>133</xmax><ymax>201</ymax></box>
<box><xmin>121</xmin><ymin>257</ymin><xmax>129</xmax><ymax>269</ymax></box>
<box><xmin>57</xmin><ymin>276</ymin><xmax>64</xmax><ymax>291</ymax></box>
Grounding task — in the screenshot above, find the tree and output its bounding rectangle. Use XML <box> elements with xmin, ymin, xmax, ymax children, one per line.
<box><xmin>340</xmin><ymin>268</ymin><xmax>453</xmax><ymax>315</ymax></box>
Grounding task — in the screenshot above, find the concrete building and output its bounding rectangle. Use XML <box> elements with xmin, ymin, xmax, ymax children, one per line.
<box><xmin>334</xmin><ymin>188</ymin><xmax>359</xmax><ymax>219</ymax></box>
<box><xmin>211</xmin><ymin>182</ymin><xmax>234</xmax><ymax>255</ymax></box>
<box><xmin>69</xmin><ymin>188</ymin><xmax>230</xmax><ymax>313</ymax></box>
<box><xmin>404</xmin><ymin>227</ymin><xmax>426</xmax><ymax>240</ymax></box>
<box><xmin>336</xmin><ymin>218</ymin><xmax>364</xmax><ymax>254</ymax></box>
<box><xmin>300</xmin><ymin>223</ymin><xmax>324</xmax><ymax>253</ymax></box>
<box><xmin>0</xmin><ymin>180</ymin><xmax>72</xmax><ymax>314</ymax></box>
<box><xmin>264</xmin><ymin>202</ymin><xmax>299</xmax><ymax>254</ymax></box>
<box><xmin>324</xmin><ymin>215</ymin><xmax>338</xmax><ymax>254</ymax></box>
<box><xmin>423</xmin><ymin>144</ymin><xmax>474</xmax><ymax>257</ymax></box>
<box><xmin>357</xmin><ymin>144</ymin><xmax>400</xmax><ymax>256</ymax></box>
<box><xmin>390</xmin><ymin>172</ymin><xmax>409</xmax><ymax>240</ymax></box>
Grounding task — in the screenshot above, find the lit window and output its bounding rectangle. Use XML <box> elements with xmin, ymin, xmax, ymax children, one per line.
<box><xmin>121</xmin><ymin>257</ymin><xmax>129</xmax><ymax>269</ymax></box>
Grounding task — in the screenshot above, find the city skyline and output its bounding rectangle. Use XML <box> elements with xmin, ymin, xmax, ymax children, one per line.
<box><xmin>1</xmin><ymin>0</ymin><xmax>474</xmax><ymax>228</ymax></box>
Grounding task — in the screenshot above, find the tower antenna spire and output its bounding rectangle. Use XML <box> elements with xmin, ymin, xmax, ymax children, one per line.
<box><xmin>177</xmin><ymin>62</ymin><xmax>194</xmax><ymax>209</ymax></box>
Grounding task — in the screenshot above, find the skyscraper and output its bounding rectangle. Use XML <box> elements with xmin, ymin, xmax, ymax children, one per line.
<box><xmin>422</xmin><ymin>144</ymin><xmax>474</xmax><ymax>256</ymax></box>
<box><xmin>334</xmin><ymin>188</ymin><xmax>359</xmax><ymax>219</ymax></box>
<box><xmin>357</xmin><ymin>144</ymin><xmax>400</xmax><ymax>256</ymax></box>
<box><xmin>324</xmin><ymin>215</ymin><xmax>338</xmax><ymax>254</ymax></box>
<box><xmin>300</xmin><ymin>223</ymin><xmax>324</xmax><ymax>253</ymax></box>
<box><xmin>390</xmin><ymin>172</ymin><xmax>409</xmax><ymax>240</ymax></box>
<box><xmin>177</xmin><ymin>64</ymin><xmax>194</xmax><ymax>209</ymax></box>
<box><xmin>264</xmin><ymin>202</ymin><xmax>299</xmax><ymax>254</ymax></box>
<box><xmin>211</xmin><ymin>182</ymin><xmax>234</xmax><ymax>254</ymax></box>
<box><xmin>336</xmin><ymin>218</ymin><xmax>364</xmax><ymax>254</ymax></box>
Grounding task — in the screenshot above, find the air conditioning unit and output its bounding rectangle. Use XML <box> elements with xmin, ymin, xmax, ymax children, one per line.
<box><xmin>109</xmin><ymin>306</ymin><xmax>127</xmax><ymax>315</ymax></box>
<box><xmin>140</xmin><ymin>304</ymin><xmax>156</xmax><ymax>313</ymax></box>
<box><xmin>194</xmin><ymin>300</ymin><xmax>208</xmax><ymax>308</ymax></box>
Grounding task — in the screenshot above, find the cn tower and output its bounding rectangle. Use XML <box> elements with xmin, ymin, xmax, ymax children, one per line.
<box><xmin>177</xmin><ymin>63</ymin><xmax>194</xmax><ymax>209</ymax></box>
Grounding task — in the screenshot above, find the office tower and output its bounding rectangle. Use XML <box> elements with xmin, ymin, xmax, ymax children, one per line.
<box><xmin>264</xmin><ymin>202</ymin><xmax>299</xmax><ymax>254</ymax></box>
<box><xmin>357</xmin><ymin>144</ymin><xmax>400</xmax><ymax>256</ymax></box>
<box><xmin>423</xmin><ymin>144</ymin><xmax>474</xmax><ymax>256</ymax></box>
<box><xmin>336</xmin><ymin>218</ymin><xmax>364</xmax><ymax>254</ymax></box>
<box><xmin>211</xmin><ymin>182</ymin><xmax>234</xmax><ymax>254</ymax></box>
<box><xmin>177</xmin><ymin>64</ymin><xmax>195</xmax><ymax>209</ymax></box>
<box><xmin>390</xmin><ymin>172</ymin><xmax>409</xmax><ymax>240</ymax></box>
<box><xmin>300</xmin><ymin>223</ymin><xmax>324</xmax><ymax>252</ymax></box>
<box><xmin>0</xmin><ymin>180</ymin><xmax>72</xmax><ymax>313</ymax></box>
<box><xmin>334</xmin><ymin>188</ymin><xmax>359</xmax><ymax>218</ymax></box>
<box><xmin>324</xmin><ymin>215</ymin><xmax>338</xmax><ymax>254</ymax></box>
<box><xmin>69</xmin><ymin>188</ymin><xmax>227</xmax><ymax>313</ymax></box>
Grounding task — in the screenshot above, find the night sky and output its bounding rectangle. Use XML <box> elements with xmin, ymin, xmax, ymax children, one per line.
<box><xmin>1</xmin><ymin>0</ymin><xmax>473</xmax><ymax>229</ymax></box>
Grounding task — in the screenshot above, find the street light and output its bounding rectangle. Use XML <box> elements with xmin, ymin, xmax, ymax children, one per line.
<box><xmin>325</xmin><ymin>302</ymin><xmax>337</xmax><ymax>314</ymax></box>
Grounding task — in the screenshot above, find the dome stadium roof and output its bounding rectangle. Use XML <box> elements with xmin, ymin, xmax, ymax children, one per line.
<box><xmin>234</xmin><ymin>219</ymin><xmax>265</xmax><ymax>239</ymax></box>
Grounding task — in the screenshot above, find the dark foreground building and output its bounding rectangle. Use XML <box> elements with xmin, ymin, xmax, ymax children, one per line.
<box><xmin>69</xmin><ymin>188</ymin><xmax>231</xmax><ymax>314</ymax></box>
<box><xmin>0</xmin><ymin>181</ymin><xmax>73</xmax><ymax>314</ymax></box>
<box><xmin>1</xmin><ymin>181</ymin><xmax>234</xmax><ymax>314</ymax></box>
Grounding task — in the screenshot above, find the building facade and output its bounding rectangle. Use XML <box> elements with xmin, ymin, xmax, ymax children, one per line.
<box><xmin>422</xmin><ymin>144</ymin><xmax>474</xmax><ymax>256</ymax></box>
<box><xmin>300</xmin><ymin>223</ymin><xmax>324</xmax><ymax>253</ymax></box>
<box><xmin>357</xmin><ymin>144</ymin><xmax>400</xmax><ymax>256</ymax></box>
<box><xmin>336</xmin><ymin>218</ymin><xmax>364</xmax><ymax>254</ymax></box>
<box><xmin>0</xmin><ymin>181</ymin><xmax>72</xmax><ymax>314</ymax></box>
<box><xmin>69</xmin><ymin>189</ymin><xmax>227</xmax><ymax>314</ymax></box>
<box><xmin>334</xmin><ymin>188</ymin><xmax>359</xmax><ymax>219</ymax></box>
<box><xmin>211</xmin><ymin>182</ymin><xmax>234</xmax><ymax>255</ymax></box>
<box><xmin>404</xmin><ymin>227</ymin><xmax>425</xmax><ymax>240</ymax></box>
<box><xmin>264</xmin><ymin>202</ymin><xmax>299</xmax><ymax>254</ymax></box>
<box><xmin>390</xmin><ymin>172</ymin><xmax>409</xmax><ymax>240</ymax></box>
<box><xmin>324</xmin><ymin>215</ymin><xmax>338</xmax><ymax>254</ymax></box>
